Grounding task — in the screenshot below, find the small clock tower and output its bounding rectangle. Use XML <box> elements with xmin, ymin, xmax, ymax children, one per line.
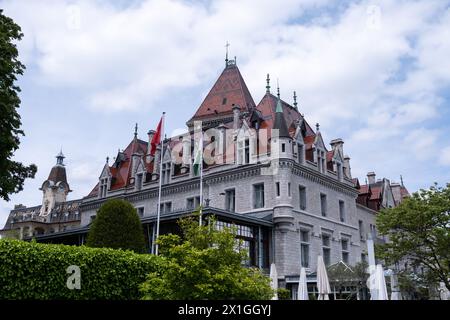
<box><xmin>39</xmin><ymin>151</ymin><xmax>71</xmax><ymax>216</ymax></box>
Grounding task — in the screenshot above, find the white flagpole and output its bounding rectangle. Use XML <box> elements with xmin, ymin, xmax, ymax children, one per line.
<box><xmin>155</xmin><ymin>112</ymin><xmax>165</xmax><ymax>255</ymax></box>
<box><xmin>199</xmin><ymin>135</ymin><xmax>203</xmax><ymax>226</ymax></box>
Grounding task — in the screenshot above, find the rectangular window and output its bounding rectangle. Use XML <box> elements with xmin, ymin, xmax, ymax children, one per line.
<box><xmin>341</xmin><ymin>239</ymin><xmax>349</xmax><ymax>264</ymax></box>
<box><xmin>137</xmin><ymin>207</ymin><xmax>144</xmax><ymax>217</ymax></box>
<box><xmin>361</xmin><ymin>253</ymin><xmax>366</xmax><ymax>263</ymax></box>
<box><xmin>136</xmin><ymin>173</ymin><xmax>143</xmax><ymax>191</ymax></box>
<box><xmin>337</xmin><ymin>163</ymin><xmax>342</xmax><ymax>181</ymax></box>
<box><xmin>187</xmin><ymin>198</ymin><xmax>194</xmax><ymax>209</ymax></box>
<box><xmin>187</xmin><ymin>196</ymin><xmax>201</xmax><ymax>209</ymax></box>
<box><xmin>276</xmin><ymin>182</ymin><xmax>280</xmax><ymax>197</ymax></box>
<box><xmin>297</xmin><ymin>143</ymin><xmax>304</xmax><ymax>164</ymax></box>
<box><xmin>300</xmin><ymin>230</ymin><xmax>310</xmax><ymax>268</ymax></box>
<box><xmin>288</xmin><ymin>183</ymin><xmax>291</xmax><ymax>197</ymax></box>
<box><xmin>358</xmin><ymin>220</ymin><xmax>364</xmax><ymax>240</ymax></box>
<box><xmin>244</xmin><ymin>139</ymin><xmax>250</xmax><ymax>164</ymax></box>
<box><xmin>320</xmin><ymin>193</ymin><xmax>327</xmax><ymax>216</ymax></box>
<box><xmin>322</xmin><ymin>233</ymin><xmax>331</xmax><ymax>266</ymax></box>
<box><xmin>159</xmin><ymin>202</ymin><xmax>172</xmax><ymax>214</ymax></box>
<box><xmin>253</xmin><ymin>184</ymin><xmax>265</xmax><ymax>209</ymax></box>
<box><xmin>339</xmin><ymin>200</ymin><xmax>345</xmax><ymax>222</ymax></box>
<box><xmin>225</xmin><ymin>189</ymin><xmax>236</xmax><ymax>212</ymax></box>
<box><xmin>282</xmin><ymin>143</ymin><xmax>286</xmax><ymax>153</ymax></box>
<box><xmin>299</xmin><ymin>186</ymin><xmax>306</xmax><ymax>210</ymax></box>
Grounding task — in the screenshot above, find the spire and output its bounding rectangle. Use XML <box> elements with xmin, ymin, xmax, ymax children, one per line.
<box><xmin>56</xmin><ymin>149</ymin><xmax>65</xmax><ymax>166</ymax></box>
<box><xmin>225</xmin><ymin>41</ymin><xmax>230</xmax><ymax>67</ymax></box>
<box><xmin>293</xmin><ymin>91</ymin><xmax>298</xmax><ymax>109</ymax></box>
<box><xmin>273</xmin><ymin>95</ymin><xmax>290</xmax><ymax>138</ymax></box>
<box><xmin>266</xmin><ymin>74</ymin><xmax>271</xmax><ymax>94</ymax></box>
<box><xmin>134</xmin><ymin>123</ymin><xmax>138</xmax><ymax>139</ymax></box>
<box><xmin>276</xmin><ymin>78</ymin><xmax>280</xmax><ymax>98</ymax></box>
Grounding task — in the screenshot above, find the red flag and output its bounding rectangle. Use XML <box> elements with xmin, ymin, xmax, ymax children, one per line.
<box><xmin>150</xmin><ymin>117</ymin><xmax>163</xmax><ymax>156</ymax></box>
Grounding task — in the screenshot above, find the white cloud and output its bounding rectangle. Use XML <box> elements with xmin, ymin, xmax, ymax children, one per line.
<box><xmin>439</xmin><ymin>146</ymin><xmax>450</xmax><ymax>166</ymax></box>
<box><xmin>1</xmin><ymin>0</ymin><xmax>450</xmax><ymax>228</ymax></box>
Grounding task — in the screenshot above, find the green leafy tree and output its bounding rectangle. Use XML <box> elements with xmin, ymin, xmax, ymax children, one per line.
<box><xmin>0</xmin><ymin>9</ymin><xmax>37</xmax><ymax>201</ymax></box>
<box><xmin>86</xmin><ymin>199</ymin><xmax>146</xmax><ymax>253</ymax></box>
<box><xmin>140</xmin><ymin>213</ymin><xmax>273</xmax><ymax>300</ymax></box>
<box><xmin>376</xmin><ymin>183</ymin><xmax>450</xmax><ymax>291</ymax></box>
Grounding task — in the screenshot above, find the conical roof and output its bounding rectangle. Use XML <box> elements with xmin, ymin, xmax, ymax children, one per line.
<box><xmin>188</xmin><ymin>64</ymin><xmax>255</xmax><ymax>123</ymax></box>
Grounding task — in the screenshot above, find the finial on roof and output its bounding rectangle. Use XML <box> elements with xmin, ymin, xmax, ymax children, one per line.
<box><xmin>266</xmin><ymin>74</ymin><xmax>270</xmax><ymax>94</ymax></box>
<box><xmin>316</xmin><ymin>123</ymin><xmax>320</xmax><ymax>132</ymax></box>
<box><xmin>134</xmin><ymin>123</ymin><xmax>138</xmax><ymax>139</ymax></box>
<box><xmin>106</xmin><ymin>156</ymin><xmax>109</xmax><ymax>164</ymax></box>
<box><xmin>56</xmin><ymin>149</ymin><xmax>65</xmax><ymax>166</ymax></box>
<box><xmin>400</xmin><ymin>175</ymin><xmax>404</xmax><ymax>187</ymax></box>
<box><xmin>225</xmin><ymin>41</ymin><xmax>230</xmax><ymax>67</ymax></box>
<box><xmin>293</xmin><ymin>91</ymin><xmax>298</xmax><ymax>109</ymax></box>
<box><xmin>277</xmin><ymin>78</ymin><xmax>280</xmax><ymax>98</ymax></box>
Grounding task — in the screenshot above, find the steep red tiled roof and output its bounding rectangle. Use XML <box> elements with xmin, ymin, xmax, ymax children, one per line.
<box><xmin>189</xmin><ymin>65</ymin><xmax>255</xmax><ymax>122</ymax></box>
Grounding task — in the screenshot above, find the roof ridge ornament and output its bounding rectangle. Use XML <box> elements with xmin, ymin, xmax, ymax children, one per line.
<box><xmin>225</xmin><ymin>41</ymin><xmax>230</xmax><ymax>67</ymax></box>
<box><xmin>56</xmin><ymin>149</ymin><xmax>65</xmax><ymax>166</ymax></box>
<box><xmin>316</xmin><ymin>122</ymin><xmax>320</xmax><ymax>132</ymax></box>
<box><xmin>293</xmin><ymin>91</ymin><xmax>298</xmax><ymax>109</ymax></box>
<box><xmin>277</xmin><ymin>78</ymin><xmax>280</xmax><ymax>98</ymax></box>
<box><xmin>134</xmin><ymin>123</ymin><xmax>138</xmax><ymax>139</ymax></box>
<box><xmin>266</xmin><ymin>74</ymin><xmax>270</xmax><ymax>94</ymax></box>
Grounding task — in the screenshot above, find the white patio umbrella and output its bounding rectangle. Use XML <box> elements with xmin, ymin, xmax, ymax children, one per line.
<box><xmin>297</xmin><ymin>267</ymin><xmax>309</xmax><ymax>300</ymax></box>
<box><xmin>375</xmin><ymin>264</ymin><xmax>388</xmax><ymax>300</ymax></box>
<box><xmin>317</xmin><ymin>256</ymin><xmax>331</xmax><ymax>300</ymax></box>
<box><xmin>390</xmin><ymin>273</ymin><xmax>402</xmax><ymax>300</ymax></box>
<box><xmin>270</xmin><ymin>263</ymin><xmax>278</xmax><ymax>300</ymax></box>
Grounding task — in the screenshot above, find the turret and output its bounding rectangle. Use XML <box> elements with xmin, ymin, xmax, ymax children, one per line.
<box><xmin>39</xmin><ymin>151</ymin><xmax>71</xmax><ymax>216</ymax></box>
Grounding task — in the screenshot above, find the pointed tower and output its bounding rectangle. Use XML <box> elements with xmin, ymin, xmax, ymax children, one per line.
<box><xmin>270</xmin><ymin>93</ymin><xmax>295</xmax><ymax>278</ymax></box>
<box><xmin>187</xmin><ymin>61</ymin><xmax>255</xmax><ymax>130</ymax></box>
<box><xmin>39</xmin><ymin>151</ymin><xmax>71</xmax><ymax>216</ymax></box>
<box><xmin>271</xmin><ymin>95</ymin><xmax>293</xmax><ymax>159</ymax></box>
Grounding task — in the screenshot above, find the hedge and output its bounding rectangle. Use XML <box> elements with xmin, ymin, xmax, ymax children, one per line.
<box><xmin>0</xmin><ymin>239</ymin><xmax>159</xmax><ymax>299</ymax></box>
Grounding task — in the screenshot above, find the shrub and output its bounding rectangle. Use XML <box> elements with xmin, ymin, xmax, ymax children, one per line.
<box><xmin>140</xmin><ymin>214</ymin><xmax>274</xmax><ymax>300</ymax></box>
<box><xmin>0</xmin><ymin>239</ymin><xmax>159</xmax><ymax>299</ymax></box>
<box><xmin>86</xmin><ymin>199</ymin><xmax>146</xmax><ymax>253</ymax></box>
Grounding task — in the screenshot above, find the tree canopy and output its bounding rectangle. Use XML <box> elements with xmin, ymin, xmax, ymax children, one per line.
<box><xmin>140</xmin><ymin>214</ymin><xmax>273</xmax><ymax>300</ymax></box>
<box><xmin>376</xmin><ymin>183</ymin><xmax>450</xmax><ymax>291</ymax></box>
<box><xmin>86</xmin><ymin>199</ymin><xmax>146</xmax><ymax>253</ymax></box>
<box><xmin>0</xmin><ymin>9</ymin><xmax>37</xmax><ymax>201</ymax></box>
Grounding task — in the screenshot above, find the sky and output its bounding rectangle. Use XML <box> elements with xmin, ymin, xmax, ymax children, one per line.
<box><xmin>1</xmin><ymin>0</ymin><xmax>450</xmax><ymax>227</ymax></box>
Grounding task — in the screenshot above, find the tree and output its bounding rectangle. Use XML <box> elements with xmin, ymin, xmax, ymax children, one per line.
<box><xmin>0</xmin><ymin>9</ymin><xmax>37</xmax><ymax>201</ymax></box>
<box><xmin>86</xmin><ymin>199</ymin><xmax>146</xmax><ymax>253</ymax></box>
<box><xmin>376</xmin><ymin>183</ymin><xmax>450</xmax><ymax>291</ymax></box>
<box><xmin>327</xmin><ymin>261</ymin><xmax>369</xmax><ymax>300</ymax></box>
<box><xmin>140</xmin><ymin>214</ymin><xmax>273</xmax><ymax>300</ymax></box>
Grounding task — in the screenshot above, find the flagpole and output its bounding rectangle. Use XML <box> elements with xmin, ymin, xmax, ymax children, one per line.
<box><xmin>199</xmin><ymin>135</ymin><xmax>203</xmax><ymax>226</ymax></box>
<box><xmin>155</xmin><ymin>112</ymin><xmax>165</xmax><ymax>255</ymax></box>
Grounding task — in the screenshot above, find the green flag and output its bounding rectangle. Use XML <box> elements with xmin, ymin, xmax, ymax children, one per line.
<box><xmin>193</xmin><ymin>139</ymin><xmax>203</xmax><ymax>176</ymax></box>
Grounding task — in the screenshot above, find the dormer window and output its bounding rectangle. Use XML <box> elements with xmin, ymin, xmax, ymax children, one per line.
<box><xmin>99</xmin><ymin>178</ymin><xmax>108</xmax><ymax>198</ymax></box>
<box><xmin>136</xmin><ymin>173</ymin><xmax>143</xmax><ymax>191</ymax></box>
<box><xmin>317</xmin><ymin>150</ymin><xmax>326</xmax><ymax>173</ymax></box>
<box><xmin>237</xmin><ymin>138</ymin><xmax>250</xmax><ymax>165</ymax></box>
<box><xmin>161</xmin><ymin>162</ymin><xmax>171</xmax><ymax>184</ymax></box>
<box><xmin>297</xmin><ymin>143</ymin><xmax>304</xmax><ymax>164</ymax></box>
<box><xmin>336</xmin><ymin>162</ymin><xmax>343</xmax><ymax>181</ymax></box>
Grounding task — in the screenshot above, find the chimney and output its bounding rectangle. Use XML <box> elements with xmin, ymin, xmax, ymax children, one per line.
<box><xmin>232</xmin><ymin>104</ymin><xmax>241</xmax><ymax>130</ymax></box>
<box><xmin>367</xmin><ymin>172</ymin><xmax>376</xmax><ymax>184</ymax></box>
<box><xmin>391</xmin><ymin>182</ymin><xmax>401</xmax><ymax>206</ymax></box>
<box><xmin>330</xmin><ymin>138</ymin><xmax>344</xmax><ymax>155</ymax></box>
<box><xmin>343</xmin><ymin>155</ymin><xmax>352</xmax><ymax>178</ymax></box>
